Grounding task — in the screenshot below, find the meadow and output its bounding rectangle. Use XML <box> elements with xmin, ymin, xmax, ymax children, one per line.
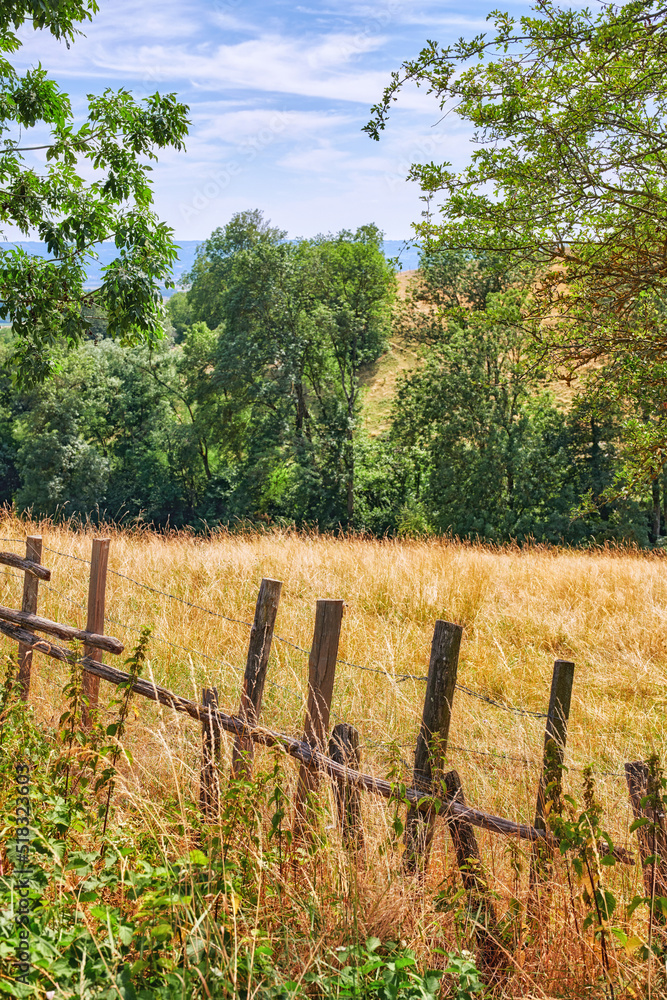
<box><xmin>2</xmin><ymin>513</ymin><xmax>667</xmax><ymax>998</ymax></box>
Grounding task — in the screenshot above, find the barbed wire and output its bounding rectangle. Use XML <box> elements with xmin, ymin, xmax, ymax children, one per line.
<box><xmin>42</xmin><ymin>544</ymin><xmax>90</xmax><ymax>565</ymax></box>
<box><xmin>18</xmin><ymin>572</ymin><xmax>306</xmax><ymax>710</ymax></box>
<box><xmin>1</xmin><ymin>567</ymin><xmax>235</xmax><ymax>672</ymax></box>
<box><xmin>41</xmin><ymin>577</ymin><xmax>248</xmax><ymax>678</ymax></box>
<box><xmin>0</xmin><ymin>539</ymin><xmax>601</xmax><ymax>722</ymax></box>
<box><xmin>359</xmin><ymin>735</ymin><xmax>624</xmax><ymax>778</ymax></box>
<box><xmin>455</xmin><ymin>683</ymin><xmax>547</xmax><ymax>718</ymax></box>
<box><xmin>363</xmin><ymin>734</ymin><xmax>541</xmax><ymax>768</ymax></box>
<box><xmin>0</xmin><ymin>565</ymin><xmax>634</xmax><ymax>780</ymax></box>
<box><xmin>6</xmin><ymin>543</ymin><xmax>254</xmax><ymax>627</ymax></box>
<box><xmin>449</xmin><ymin>744</ymin><xmax>540</xmax><ymax>767</ymax></box>
<box><xmin>0</xmin><ymin>539</ymin><xmax>560</xmax><ymax>719</ymax></box>
<box><xmin>107</xmin><ymin>569</ymin><xmax>256</xmax><ymax>629</ymax></box>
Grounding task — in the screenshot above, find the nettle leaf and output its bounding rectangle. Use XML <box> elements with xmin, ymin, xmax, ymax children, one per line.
<box><xmin>116</xmin><ymin>964</ymin><xmax>138</xmax><ymax>1000</ymax></box>
<box><xmin>149</xmin><ymin>923</ymin><xmax>173</xmax><ymax>943</ymax></box>
<box><xmin>188</xmin><ymin>849</ymin><xmax>208</xmax><ymax>866</ymax></box>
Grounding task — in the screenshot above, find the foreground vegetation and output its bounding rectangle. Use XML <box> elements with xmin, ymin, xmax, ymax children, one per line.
<box><xmin>1</xmin><ymin>517</ymin><xmax>667</xmax><ymax>997</ymax></box>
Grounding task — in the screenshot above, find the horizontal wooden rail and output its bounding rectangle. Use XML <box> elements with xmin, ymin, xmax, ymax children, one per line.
<box><xmin>0</xmin><ymin>619</ymin><xmax>634</xmax><ymax>863</ymax></box>
<box><xmin>0</xmin><ymin>552</ymin><xmax>51</xmax><ymax>581</ymax></box>
<box><xmin>0</xmin><ymin>605</ymin><xmax>123</xmax><ymax>655</ymax></box>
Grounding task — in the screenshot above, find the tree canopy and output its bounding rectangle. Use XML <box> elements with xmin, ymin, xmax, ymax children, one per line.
<box><xmin>391</xmin><ymin>251</ymin><xmax>647</xmax><ymax>542</ymax></box>
<box><xmin>366</xmin><ymin>0</ymin><xmax>667</xmax><ymax>487</ymax></box>
<box><xmin>1</xmin><ymin>213</ymin><xmax>659</xmax><ymax>542</ymax></box>
<box><xmin>182</xmin><ymin>210</ymin><xmax>286</xmax><ymax>330</ymax></box>
<box><xmin>0</xmin><ymin>0</ymin><xmax>189</xmax><ymax>386</ymax></box>
<box><xmin>183</xmin><ymin>214</ymin><xmax>395</xmax><ymax>523</ymax></box>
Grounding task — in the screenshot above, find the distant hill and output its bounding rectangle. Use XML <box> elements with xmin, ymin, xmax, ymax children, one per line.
<box><xmin>2</xmin><ymin>239</ymin><xmax>421</xmax><ymax>296</ymax></box>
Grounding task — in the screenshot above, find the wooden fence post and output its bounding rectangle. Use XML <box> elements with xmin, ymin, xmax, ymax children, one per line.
<box><xmin>17</xmin><ymin>536</ymin><xmax>42</xmax><ymax>702</ymax></box>
<box><xmin>293</xmin><ymin>598</ymin><xmax>345</xmax><ymax>842</ymax></box>
<box><xmin>232</xmin><ymin>578</ymin><xmax>282</xmax><ymax>779</ymax></box>
<box><xmin>404</xmin><ymin>619</ymin><xmax>463</xmax><ymax>874</ymax></box>
<box><xmin>200</xmin><ymin>687</ymin><xmax>221</xmax><ymax>818</ymax></box>
<box><xmin>444</xmin><ymin>769</ymin><xmax>504</xmax><ymax>976</ymax></box>
<box><xmin>529</xmin><ymin>659</ymin><xmax>575</xmax><ymax>896</ymax></box>
<box><xmin>82</xmin><ymin>537</ymin><xmax>110</xmax><ymax>728</ymax></box>
<box><xmin>625</xmin><ymin>761</ymin><xmax>667</xmax><ymax>921</ymax></box>
<box><xmin>328</xmin><ymin>722</ymin><xmax>364</xmax><ymax>852</ymax></box>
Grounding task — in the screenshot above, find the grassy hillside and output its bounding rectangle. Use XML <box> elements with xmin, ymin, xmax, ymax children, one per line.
<box><xmin>361</xmin><ymin>269</ymin><xmax>582</xmax><ymax>436</ymax></box>
<box><xmin>361</xmin><ymin>270</ymin><xmax>421</xmax><ymax>437</ymax></box>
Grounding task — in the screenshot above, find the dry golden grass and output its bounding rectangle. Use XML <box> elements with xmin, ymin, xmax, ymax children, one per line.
<box><xmin>360</xmin><ymin>269</ymin><xmax>422</xmax><ymax>437</ymax></box>
<box><xmin>2</xmin><ymin>512</ymin><xmax>666</xmax><ymax>996</ymax></box>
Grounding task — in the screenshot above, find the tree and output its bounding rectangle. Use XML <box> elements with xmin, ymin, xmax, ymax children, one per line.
<box><xmin>0</xmin><ymin>0</ymin><xmax>189</xmax><ymax>386</ymax></box>
<box><xmin>138</xmin><ymin>320</ymin><xmax>245</xmax><ymax>491</ymax></box>
<box><xmin>6</xmin><ymin>335</ymin><xmax>231</xmax><ymax>525</ymax></box>
<box><xmin>183</xmin><ymin>210</ymin><xmax>286</xmax><ymax>329</ymax></box>
<box><xmin>212</xmin><ymin>224</ymin><xmax>394</xmax><ymax>523</ymax></box>
<box><xmin>366</xmin><ymin>0</ymin><xmax>667</xmax><ymax>487</ymax></box>
<box><xmin>165</xmin><ymin>292</ymin><xmax>193</xmax><ymax>342</ymax></box>
<box><xmin>308</xmin><ymin>224</ymin><xmax>395</xmax><ymax>518</ymax></box>
<box><xmin>391</xmin><ymin>255</ymin><xmax>649</xmax><ymax>543</ymax></box>
<box><xmin>209</xmin><ymin>237</ymin><xmax>342</xmax><ymax>521</ymax></box>
<box><xmin>392</xmin><ymin>280</ymin><xmax>569</xmax><ymax>540</ymax></box>
<box><xmin>1</xmin><ymin>219</ymin><xmax>394</xmax><ymax>530</ymax></box>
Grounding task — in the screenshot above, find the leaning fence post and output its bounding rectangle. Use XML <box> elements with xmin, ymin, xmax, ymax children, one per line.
<box><xmin>444</xmin><ymin>769</ymin><xmax>504</xmax><ymax>976</ymax></box>
<box><xmin>293</xmin><ymin>598</ymin><xmax>345</xmax><ymax>842</ymax></box>
<box><xmin>17</xmin><ymin>536</ymin><xmax>42</xmax><ymax>702</ymax></box>
<box><xmin>82</xmin><ymin>537</ymin><xmax>110</xmax><ymax>728</ymax></box>
<box><xmin>625</xmin><ymin>761</ymin><xmax>667</xmax><ymax>923</ymax></box>
<box><xmin>232</xmin><ymin>578</ymin><xmax>282</xmax><ymax>779</ymax></box>
<box><xmin>328</xmin><ymin>722</ymin><xmax>364</xmax><ymax>852</ymax></box>
<box><xmin>200</xmin><ymin>687</ymin><xmax>221</xmax><ymax>818</ymax></box>
<box><xmin>529</xmin><ymin>659</ymin><xmax>575</xmax><ymax>896</ymax></box>
<box><xmin>404</xmin><ymin>619</ymin><xmax>463</xmax><ymax>874</ymax></box>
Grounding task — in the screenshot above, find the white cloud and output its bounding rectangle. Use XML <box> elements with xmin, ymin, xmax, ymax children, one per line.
<box><xmin>278</xmin><ymin>145</ymin><xmax>393</xmax><ymax>175</ymax></box>
<box><xmin>6</xmin><ymin>0</ymin><xmax>490</xmax><ymax>240</ymax></box>
<box><xmin>194</xmin><ymin>108</ymin><xmax>350</xmax><ymax>144</ymax></box>
<box><xmin>28</xmin><ymin>33</ymin><xmax>393</xmax><ymax>105</ymax></box>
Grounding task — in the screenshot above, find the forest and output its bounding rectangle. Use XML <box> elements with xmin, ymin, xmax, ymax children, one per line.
<box><xmin>0</xmin><ymin>209</ymin><xmax>659</xmax><ymax>545</ymax></box>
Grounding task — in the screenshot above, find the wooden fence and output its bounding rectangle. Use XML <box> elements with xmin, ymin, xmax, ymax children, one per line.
<box><xmin>0</xmin><ymin>535</ymin><xmax>663</xmax><ymax>976</ymax></box>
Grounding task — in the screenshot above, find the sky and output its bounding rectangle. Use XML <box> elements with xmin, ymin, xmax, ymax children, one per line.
<box><xmin>9</xmin><ymin>0</ymin><xmax>532</xmax><ymax>243</ymax></box>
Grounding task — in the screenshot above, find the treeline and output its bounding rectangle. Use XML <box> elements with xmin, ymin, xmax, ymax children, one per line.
<box><xmin>0</xmin><ymin>211</ymin><xmax>660</xmax><ymax>544</ymax></box>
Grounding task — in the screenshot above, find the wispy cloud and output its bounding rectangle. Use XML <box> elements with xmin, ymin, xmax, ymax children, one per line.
<box><xmin>18</xmin><ymin>27</ymin><xmax>395</xmax><ymax>105</ymax></box>
<box><xmin>7</xmin><ymin>0</ymin><xmax>525</xmax><ymax>239</ymax></box>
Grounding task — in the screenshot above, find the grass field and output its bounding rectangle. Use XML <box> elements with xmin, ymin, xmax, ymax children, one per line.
<box><xmin>2</xmin><ymin>513</ymin><xmax>666</xmax><ymax>997</ymax></box>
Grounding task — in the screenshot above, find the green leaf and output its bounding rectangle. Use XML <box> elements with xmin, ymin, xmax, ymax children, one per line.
<box><xmin>116</xmin><ymin>964</ymin><xmax>138</xmax><ymax>1000</ymax></box>
<box><xmin>150</xmin><ymin>923</ymin><xmax>173</xmax><ymax>942</ymax></box>
<box><xmin>119</xmin><ymin>924</ymin><xmax>134</xmax><ymax>946</ymax></box>
<box><xmin>188</xmin><ymin>848</ymin><xmax>208</xmax><ymax>866</ymax></box>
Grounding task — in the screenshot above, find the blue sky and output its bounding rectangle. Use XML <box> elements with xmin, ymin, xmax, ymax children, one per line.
<box><xmin>11</xmin><ymin>0</ymin><xmax>531</xmax><ymax>242</ymax></box>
